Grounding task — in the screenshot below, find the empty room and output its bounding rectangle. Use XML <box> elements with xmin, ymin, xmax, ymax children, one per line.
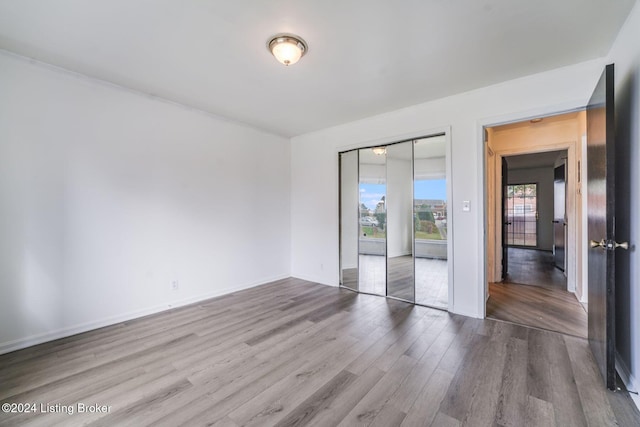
<box><xmin>1</xmin><ymin>1</ymin><xmax>640</xmax><ymax>426</ymax></box>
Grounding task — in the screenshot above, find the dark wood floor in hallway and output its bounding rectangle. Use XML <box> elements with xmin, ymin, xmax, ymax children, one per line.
<box><xmin>503</xmin><ymin>247</ymin><xmax>567</xmax><ymax>290</ymax></box>
<box><xmin>488</xmin><ymin>248</ymin><xmax>588</xmax><ymax>338</ymax></box>
<box><xmin>1</xmin><ymin>278</ymin><xmax>638</xmax><ymax>426</ymax></box>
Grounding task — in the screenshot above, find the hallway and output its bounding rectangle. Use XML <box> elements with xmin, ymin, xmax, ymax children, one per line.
<box><xmin>487</xmin><ymin>248</ymin><xmax>587</xmax><ymax>338</ymax></box>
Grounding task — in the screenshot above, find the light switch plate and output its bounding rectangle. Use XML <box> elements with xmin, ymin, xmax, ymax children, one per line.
<box><xmin>462</xmin><ymin>200</ymin><xmax>471</xmax><ymax>212</ymax></box>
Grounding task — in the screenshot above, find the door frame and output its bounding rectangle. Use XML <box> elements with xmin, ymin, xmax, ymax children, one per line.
<box><xmin>477</xmin><ymin>106</ymin><xmax>587</xmax><ymax>318</ymax></box>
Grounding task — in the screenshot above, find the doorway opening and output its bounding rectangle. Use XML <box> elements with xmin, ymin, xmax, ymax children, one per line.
<box><xmin>484</xmin><ymin>111</ymin><xmax>587</xmax><ymax>338</ymax></box>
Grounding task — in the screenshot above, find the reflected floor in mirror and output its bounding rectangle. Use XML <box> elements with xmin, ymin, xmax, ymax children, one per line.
<box><xmin>358</xmin><ymin>255</ymin><xmax>386</xmax><ymax>295</ymax></box>
<box><xmin>342</xmin><ymin>268</ymin><xmax>357</xmax><ymax>290</ymax></box>
<box><xmin>415</xmin><ymin>257</ymin><xmax>448</xmax><ymax>308</ymax></box>
<box><xmin>358</xmin><ymin>255</ymin><xmax>448</xmax><ymax>308</ymax></box>
<box><xmin>387</xmin><ymin>256</ymin><xmax>414</xmax><ymax>301</ymax></box>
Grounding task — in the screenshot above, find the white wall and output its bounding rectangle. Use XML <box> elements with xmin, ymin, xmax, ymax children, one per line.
<box><xmin>508</xmin><ymin>166</ymin><xmax>556</xmax><ymax>251</ymax></box>
<box><xmin>415</xmin><ymin>158</ymin><xmax>446</xmax><ymax>180</ymax></box>
<box><xmin>606</xmin><ymin>0</ymin><xmax>640</xmax><ymax>408</ymax></box>
<box><xmin>291</xmin><ymin>59</ymin><xmax>605</xmax><ymax>317</ymax></box>
<box><xmin>0</xmin><ymin>51</ymin><xmax>291</xmax><ymax>353</ymax></box>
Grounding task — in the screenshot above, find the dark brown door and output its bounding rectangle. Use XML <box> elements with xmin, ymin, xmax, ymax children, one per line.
<box><xmin>553</xmin><ymin>163</ymin><xmax>566</xmax><ymax>270</ymax></box>
<box><xmin>502</xmin><ymin>157</ymin><xmax>509</xmax><ymax>279</ymax></box>
<box><xmin>587</xmin><ymin>64</ymin><xmax>617</xmax><ymax>390</ymax></box>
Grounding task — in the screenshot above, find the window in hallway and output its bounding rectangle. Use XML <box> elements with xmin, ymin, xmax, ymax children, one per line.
<box><xmin>506</xmin><ymin>183</ymin><xmax>537</xmax><ymax>246</ymax></box>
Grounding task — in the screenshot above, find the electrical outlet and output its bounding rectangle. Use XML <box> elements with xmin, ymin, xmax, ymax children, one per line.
<box><xmin>171</xmin><ymin>280</ymin><xmax>179</xmax><ymax>291</ymax></box>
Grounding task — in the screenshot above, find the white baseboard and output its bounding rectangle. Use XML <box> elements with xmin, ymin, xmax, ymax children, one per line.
<box><xmin>291</xmin><ymin>273</ymin><xmax>336</xmax><ymax>287</ymax></box>
<box><xmin>388</xmin><ymin>251</ymin><xmax>413</xmax><ymax>258</ymax></box>
<box><xmin>616</xmin><ymin>352</ymin><xmax>640</xmax><ymax>411</ymax></box>
<box><xmin>0</xmin><ymin>274</ymin><xmax>289</xmax><ymax>356</ymax></box>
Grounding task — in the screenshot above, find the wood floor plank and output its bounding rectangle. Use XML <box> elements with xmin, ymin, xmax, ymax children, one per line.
<box><xmin>386</xmin><ymin>317</ymin><xmax>458</xmax><ymax>414</ymax></box>
<box><xmin>1</xmin><ymin>278</ymin><xmax>637</xmax><ymax>427</ymax></box>
<box><xmin>1</xmin><ymin>333</ymin><xmax>199</xmax><ymax>400</ymax></box>
<box><xmin>273</xmin><ymin>370</ymin><xmax>358</xmax><ymax>427</ymax></box>
<box><xmin>304</xmin><ymin>365</ymin><xmax>386</xmax><ymax>427</ymax></box>
<box><xmin>226</xmin><ymin>328</ymin><xmax>372</xmax><ymax>426</ymax></box>
<box><xmin>400</xmin><ymin>369</ymin><xmax>455</xmax><ymax>427</ymax></box>
<box><xmin>493</xmin><ymin>337</ymin><xmax>528</xmax><ymax>427</ymax></box>
<box><xmin>87</xmin><ymin>378</ymin><xmax>193</xmax><ymax>427</ymax></box>
<box><xmin>527</xmin><ymin>329</ymin><xmax>587</xmax><ymax>427</ymax></box>
<box><xmin>431</xmin><ymin>412</ymin><xmax>461</xmax><ymax>427</ymax></box>
<box><xmin>438</xmin><ymin>333</ymin><xmax>491</xmax><ymax>421</ymax></box>
<box><xmin>182</xmin><ymin>319</ymin><xmax>366</xmax><ymax>425</ymax></box>
<box><xmin>368</xmin><ymin>403</ymin><xmax>406</xmax><ymax>427</ymax></box>
<box><xmin>525</xmin><ymin>395</ymin><xmax>556</xmax><ymax>427</ymax></box>
<box><xmin>435</xmin><ymin>316</ymin><xmax>480</xmax><ymax>375</ymax></box>
<box><xmin>152</xmin><ymin>353</ymin><xmax>311</xmax><ymax>427</ymax></box>
<box><xmin>564</xmin><ymin>335</ymin><xmax>618</xmax><ymax>426</ymax></box>
<box><xmin>337</xmin><ymin>355</ymin><xmax>417</xmax><ymax>426</ymax></box>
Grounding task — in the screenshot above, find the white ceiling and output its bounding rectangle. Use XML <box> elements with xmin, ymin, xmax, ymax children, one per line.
<box><xmin>360</xmin><ymin>148</ymin><xmax>387</xmax><ymax>165</ymax></box>
<box><xmin>0</xmin><ymin>0</ymin><xmax>635</xmax><ymax>137</ymax></box>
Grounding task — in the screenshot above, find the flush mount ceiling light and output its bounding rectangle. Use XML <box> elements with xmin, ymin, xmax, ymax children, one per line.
<box><xmin>372</xmin><ymin>147</ymin><xmax>386</xmax><ymax>155</ymax></box>
<box><xmin>267</xmin><ymin>33</ymin><xmax>308</xmax><ymax>66</ymax></box>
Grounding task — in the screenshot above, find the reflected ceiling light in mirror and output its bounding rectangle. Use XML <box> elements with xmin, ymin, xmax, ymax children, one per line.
<box><xmin>372</xmin><ymin>147</ymin><xmax>386</xmax><ymax>155</ymax></box>
<box><xmin>267</xmin><ymin>34</ymin><xmax>308</xmax><ymax>66</ymax></box>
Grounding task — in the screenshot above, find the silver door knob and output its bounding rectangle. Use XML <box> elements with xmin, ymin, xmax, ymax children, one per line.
<box><xmin>589</xmin><ymin>239</ymin><xmax>629</xmax><ymax>250</ymax></box>
<box><xmin>615</xmin><ymin>241</ymin><xmax>629</xmax><ymax>250</ymax></box>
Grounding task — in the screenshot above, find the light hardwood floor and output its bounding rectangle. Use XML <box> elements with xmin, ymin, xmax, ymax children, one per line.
<box><xmin>1</xmin><ymin>278</ymin><xmax>638</xmax><ymax>426</ymax></box>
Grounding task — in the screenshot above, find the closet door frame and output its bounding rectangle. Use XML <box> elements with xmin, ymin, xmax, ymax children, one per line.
<box><xmin>337</xmin><ymin>127</ymin><xmax>453</xmax><ymax>312</ymax></box>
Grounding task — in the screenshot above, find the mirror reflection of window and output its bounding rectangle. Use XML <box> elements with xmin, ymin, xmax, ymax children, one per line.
<box><xmin>414</xmin><ymin>136</ymin><xmax>448</xmax><ymax>309</ymax></box>
<box><xmin>358</xmin><ymin>147</ymin><xmax>386</xmax><ymax>296</ymax></box>
<box><xmin>386</xmin><ymin>141</ymin><xmax>415</xmax><ymax>302</ymax></box>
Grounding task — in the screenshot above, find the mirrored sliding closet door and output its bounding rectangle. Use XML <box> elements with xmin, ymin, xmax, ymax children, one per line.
<box><xmin>386</xmin><ymin>141</ymin><xmax>415</xmax><ymax>302</ymax></box>
<box><xmin>339</xmin><ymin>150</ymin><xmax>359</xmax><ymax>291</ymax></box>
<box><xmin>414</xmin><ymin>136</ymin><xmax>448</xmax><ymax>309</ymax></box>
<box><xmin>339</xmin><ymin>134</ymin><xmax>450</xmax><ymax>310</ymax></box>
